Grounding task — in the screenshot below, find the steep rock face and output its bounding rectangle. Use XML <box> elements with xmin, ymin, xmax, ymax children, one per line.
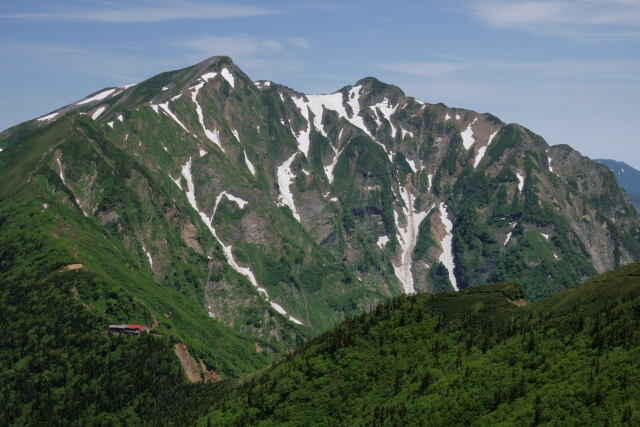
<box><xmin>1</xmin><ymin>56</ymin><xmax>639</xmax><ymax>345</ymax></box>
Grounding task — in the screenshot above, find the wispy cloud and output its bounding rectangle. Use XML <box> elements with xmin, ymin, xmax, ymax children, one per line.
<box><xmin>175</xmin><ymin>34</ymin><xmax>284</xmax><ymax>57</ymax></box>
<box><xmin>4</xmin><ymin>1</ymin><xmax>277</xmax><ymax>23</ymax></box>
<box><xmin>468</xmin><ymin>0</ymin><xmax>640</xmax><ymax>39</ymax></box>
<box><xmin>173</xmin><ymin>34</ymin><xmax>309</xmax><ymax>79</ymax></box>
<box><xmin>0</xmin><ymin>40</ymin><xmax>179</xmax><ymax>82</ymax></box>
<box><xmin>289</xmin><ymin>36</ymin><xmax>311</xmax><ymax>49</ymax></box>
<box><xmin>379</xmin><ymin>59</ymin><xmax>640</xmax><ymax>81</ymax></box>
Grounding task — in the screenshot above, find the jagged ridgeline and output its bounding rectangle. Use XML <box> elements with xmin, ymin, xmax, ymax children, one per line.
<box><xmin>1</xmin><ymin>55</ymin><xmax>639</xmax><ymax>351</ymax></box>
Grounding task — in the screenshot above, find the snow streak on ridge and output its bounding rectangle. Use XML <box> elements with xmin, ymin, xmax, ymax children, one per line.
<box><xmin>171</xmin><ymin>159</ymin><xmax>303</xmax><ymax>326</ymax></box>
<box><xmin>277</xmin><ymin>153</ymin><xmax>301</xmax><ymax>222</ymax></box>
<box><xmin>393</xmin><ymin>184</ymin><xmax>432</xmax><ymax>294</ymax></box>
<box><xmin>77</xmin><ymin>88</ymin><xmax>117</xmax><ymax>105</ymax></box>
<box><xmin>438</xmin><ymin>203</ymin><xmax>458</xmax><ymax>291</ymax></box>
<box><xmin>190</xmin><ymin>73</ymin><xmax>223</xmax><ymax>152</ymax></box>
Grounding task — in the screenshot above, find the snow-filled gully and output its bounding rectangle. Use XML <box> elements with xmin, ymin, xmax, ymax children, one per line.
<box><xmin>172</xmin><ymin>159</ymin><xmax>303</xmax><ymax>325</ymax></box>
<box><xmin>190</xmin><ymin>72</ymin><xmax>224</xmax><ymax>152</ymax></box>
<box><xmin>55</xmin><ymin>153</ymin><xmax>88</xmax><ymax>217</ymax></box>
<box><xmin>437</xmin><ymin>203</ymin><xmax>459</xmax><ymax>291</ymax></box>
<box><xmin>289</xmin><ymin>87</ymin><xmax>396</xmax><ymax>183</ymax></box>
<box><xmin>277</xmin><ymin>153</ymin><xmax>301</xmax><ymax>222</ymax></box>
<box><xmin>392</xmin><ymin>184</ymin><xmax>433</xmax><ymax>294</ymax></box>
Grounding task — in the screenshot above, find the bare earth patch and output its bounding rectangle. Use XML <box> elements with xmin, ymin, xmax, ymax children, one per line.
<box><xmin>60</xmin><ymin>264</ymin><xmax>83</xmax><ymax>272</ymax></box>
<box><xmin>174</xmin><ymin>343</ymin><xmax>202</xmax><ymax>383</ymax></box>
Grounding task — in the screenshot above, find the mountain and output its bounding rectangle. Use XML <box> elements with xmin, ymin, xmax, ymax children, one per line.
<box><xmin>595</xmin><ymin>159</ymin><xmax>640</xmax><ymax>210</ymax></box>
<box><xmin>2</xmin><ymin>55</ymin><xmax>640</xmax><ymax>341</ymax></box>
<box><xmin>200</xmin><ymin>262</ymin><xmax>640</xmax><ymax>425</ymax></box>
<box><xmin>1</xmin><ymin>55</ymin><xmax>640</xmax><ymax>423</ymax></box>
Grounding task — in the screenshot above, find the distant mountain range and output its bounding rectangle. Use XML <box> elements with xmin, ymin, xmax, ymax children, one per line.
<box><xmin>595</xmin><ymin>159</ymin><xmax>640</xmax><ymax>210</ymax></box>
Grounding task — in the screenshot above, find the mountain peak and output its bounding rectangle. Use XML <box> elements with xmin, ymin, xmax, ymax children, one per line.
<box><xmin>354</xmin><ymin>76</ymin><xmax>404</xmax><ymax>97</ymax></box>
<box><xmin>196</xmin><ymin>55</ymin><xmax>234</xmax><ymax>69</ymax></box>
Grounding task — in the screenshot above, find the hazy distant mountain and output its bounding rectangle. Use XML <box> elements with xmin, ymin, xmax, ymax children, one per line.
<box><xmin>595</xmin><ymin>159</ymin><xmax>640</xmax><ymax>210</ymax></box>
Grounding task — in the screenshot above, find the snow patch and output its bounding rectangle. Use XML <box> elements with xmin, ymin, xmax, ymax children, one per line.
<box><xmin>277</xmin><ymin>153</ymin><xmax>301</xmax><ymax>222</ymax></box>
<box><xmin>162</xmin><ymin>86</ymin><xmax>169</xmax><ymax>91</ymax></box>
<box><xmin>221</xmin><ymin>68</ymin><xmax>235</xmax><ymax>88</ymax></box>
<box><xmin>117</xmin><ymin>114</ymin><xmax>124</xmax><ymax>122</ymax></box>
<box><xmin>346</xmin><ymin>86</ymin><xmax>370</xmax><ymax>133</ymax></box>
<box><xmin>455</xmin><ymin>114</ymin><xmax>461</xmax><ymax>120</ymax></box>
<box><xmin>290</xmin><ymin>95</ymin><xmax>317</xmax><ymax>156</ymax></box>
<box><xmin>400</xmin><ymin>128</ymin><xmax>414</xmax><ymax>139</ymax></box>
<box><xmin>157</xmin><ymin>102</ymin><xmax>189</xmax><ymax>132</ymax></box>
<box><xmin>461</xmin><ymin>118</ymin><xmax>478</xmax><ymax>150</ymax></box>
<box><xmin>540</xmin><ymin>232</ymin><xmax>550</xmax><ymax>240</ymax></box>
<box><xmin>324</xmin><ymin>144</ymin><xmax>346</xmax><ymax>184</ymax></box>
<box><xmin>55</xmin><ymin>156</ymin><xmax>66</xmax><ymax>186</ymax></box>
<box><xmin>393</xmin><ymin>184</ymin><xmax>433</xmax><ymax>294</ymax></box>
<box><xmin>77</xmin><ymin>88</ymin><xmax>116</xmax><ymax>105</ymax></box>
<box><xmin>406</xmin><ymin>158</ymin><xmax>417</xmax><ymax>173</ymax></box>
<box><xmin>199</xmin><ymin>149</ymin><xmax>207</xmax><ymax>157</ymax></box>
<box><xmin>516</xmin><ymin>173</ymin><xmax>524</xmax><ymax>192</ymax></box>
<box><xmin>377</xmin><ymin>235</ymin><xmax>389</xmax><ymax>248</ymax></box>
<box><xmin>296</xmin><ymin>86</ymin><xmax>393</xmax><ymax>181</ymax></box>
<box><xmin>371</xmin><ymin>98</ymin><xmax>398</xmax><ymax>137</ymax></box>
<box><xmin>37</xmin><ymin>112</ymin><xmax>58</xmax><ymax>122</ymax></box>
<box><xmin>201</xmin><ymin>72</ymin><xmax>217</xmax><ymax>81</ymax></box>
<box><xmin>91</xmin><ymin>106</ymin><xmax>106</xmax><ymax>120</ymax></box>
<box><xmin>445</xmin><ymin>113</ymin><xmax>451</xmax><ymax>121</ymax></box>
<box><xmin>254</xmin><ymin>80</ymin><xmax>271</xmax><ymax>89</ymax></box>
<box><xmin>473</xmin><ymin>127</ymin><xmax>498</xmax><ymax>169</ymax></box>
<box><xmin>224</xmin><ymin>193</ymin><xmax>248</xmax><ymax>209</ymax></box>
<box><xmin>232</xmin><ymin>129</ymin><xmax>240</xmax><ymax>142</ymax></box>
<box><xmin>190</xmin><ymin>74</ymin><xmax>224</xmax><ymax>152</ymax></box>
<box><xmin>504</xmin><ymin>231</ymin><xmax>513</xmax><ymax>246</ymax></box>
<box><xmin>473</xmin><ymin>146</ymin><xmax>487</xmax><ymax>168</ymax></box>
<box><xmin>107</xmin><ymin>121</ymin><xmax>114</xmax><ymax>129</ymax></box>
<box><xmin>427</xmin><ymin>174</ymin><xmax>433</xmax><ymax>192</ymax></box>
<box><xmin>270</xmin><ymin>302</ymin><xmax>303</xmax><ymax>325</ymax></box>
<box><xmin>144</xmin><ymin>246</ymin><xmax>153</xmax><ymax>269</ymax></box>
<box><xmin>504</xmin><ymin>222</ymin><xmax>517</xmax><ymax>246</ymax></box>
<box><xmin>438</xmin><ymin>203</ymin><xmax>458</xmax><ymax>291</ymax></box>
<box><xmin>488</xmin><ymin>130</ymin><xmax>499</xmax><ymax>145</ymax></box>
<box><xmin>548</xmin><ymin>157</ymin><xmax>553</xmax><ymax>173</ymax></box>
<box><xmin>243</xmin><ymin>150</ymin><xmax>255</xmax><ymax>175</ymax></box>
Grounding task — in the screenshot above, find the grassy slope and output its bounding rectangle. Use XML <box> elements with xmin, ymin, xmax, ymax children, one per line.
<box><xmin>0</xmin><ymin>118</ymin><xmax>279</xmax><ymax>423</ymax></box>
<box><xmin>200</xmin><ymin>264</ymin><xmax>640</xmax><ymax>426</ymax></box>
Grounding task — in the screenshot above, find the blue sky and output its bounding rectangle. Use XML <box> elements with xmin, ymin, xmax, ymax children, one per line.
<box><xmin>2</xmin><ymin>0</ymin><xmax>639</xmax><ymax>166</ymax></box>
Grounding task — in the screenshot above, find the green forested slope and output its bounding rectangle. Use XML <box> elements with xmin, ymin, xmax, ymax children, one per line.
<box><xmin>201</xmin><ymin>265</ymin><xmax>640</xmax><ymax>426</ymax></box>
<box><xmin>0</xmin><ymin>198</ymin><xmax>272</xmax><ymax>424</ymax></box>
